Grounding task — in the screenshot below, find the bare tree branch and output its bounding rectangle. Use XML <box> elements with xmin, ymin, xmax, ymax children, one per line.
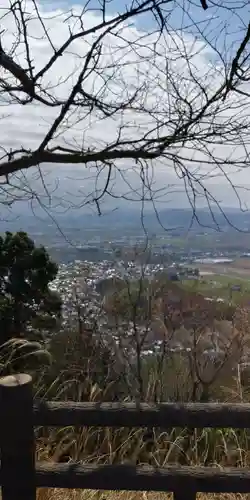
<box><xmin>0</xmin><ymin>0</ymin><xmax>249</xmax><ymax>214</ymax></box>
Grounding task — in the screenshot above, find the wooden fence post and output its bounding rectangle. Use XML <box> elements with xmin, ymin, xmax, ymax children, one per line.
<box><xmin>174</xmin><ymin>486</ymin><xmax>196</xmax><ymax>500</ymax></box>
<box><xmin>0</xmin><ymin>373</ymin><xmax>36</xmax><ymax>500</ymax></box>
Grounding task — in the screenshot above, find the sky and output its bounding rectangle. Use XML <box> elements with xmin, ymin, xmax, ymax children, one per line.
<box><xmin>0</xmin><ymin>0</ymin><xmax>250</xmax><ymax>219</ymax></box>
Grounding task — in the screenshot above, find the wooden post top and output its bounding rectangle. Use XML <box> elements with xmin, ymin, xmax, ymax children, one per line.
<box><xmin>0</xmin><ymin>374</ymin><xmax>32</xmax><ymax>387</ymax></box>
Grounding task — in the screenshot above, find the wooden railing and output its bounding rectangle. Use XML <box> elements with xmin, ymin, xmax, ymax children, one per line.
<box><xmin>1</xmin><ymin>374</ymin><xmax>250</xmax><ymax>500</ymax></box>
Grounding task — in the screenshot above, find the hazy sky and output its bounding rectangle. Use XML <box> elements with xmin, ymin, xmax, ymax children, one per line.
<box><xmin>0</xmin><ymin>0</ymin><xmax>250</xmax><ymax>217</ymax></box>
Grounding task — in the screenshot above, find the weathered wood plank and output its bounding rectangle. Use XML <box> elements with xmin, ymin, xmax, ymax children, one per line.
<box><xmin>34</xmin><ymin>401</ymin><xmax>250</xmax><ymax>429</ymax></box>
<box><xmin>30</xmin><ymin>464</ymin><xmax>250</xmax><ymax>493</ymax></box>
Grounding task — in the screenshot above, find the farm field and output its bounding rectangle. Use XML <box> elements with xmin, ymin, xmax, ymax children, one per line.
<box><xmin>197</xmin><ymin>258</ymin><xmax>250</xmax><ymax>278</ymax></box>
<box><xmin>181</xmin><ymin>271</ymin><xmax>250</xmax><ymax>304</ymax></box>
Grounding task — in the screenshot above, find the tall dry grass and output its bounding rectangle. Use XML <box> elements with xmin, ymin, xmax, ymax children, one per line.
<box><xmin>35</xmin><ymin>374</ymin><xmax>250</xmax><ymax>468</ymax></box>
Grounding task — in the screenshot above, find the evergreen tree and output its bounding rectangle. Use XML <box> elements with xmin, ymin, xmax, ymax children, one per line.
<box><xmin>0</xmin><ymin>231</ymin><xmax>61</xmax><ymax>344</ymax></box>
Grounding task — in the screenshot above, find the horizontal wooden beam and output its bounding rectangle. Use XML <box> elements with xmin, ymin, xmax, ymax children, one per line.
<box><xmin>30</xmin><ymin>464</ymin><xmax>250</xmax><ymax>493</ymax></box>
<box><xmin>33</xmin><ymin>401</ymin><xmax>250</xmax><ymax>429</ymax></box>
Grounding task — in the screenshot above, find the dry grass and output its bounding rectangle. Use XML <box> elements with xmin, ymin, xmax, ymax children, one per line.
<box><xmin>36</xmin><ymin>488</ymin><xmax>249</xmax><ymax>500</ymax></box>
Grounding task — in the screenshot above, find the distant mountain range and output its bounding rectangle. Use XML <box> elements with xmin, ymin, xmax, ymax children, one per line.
<box><xmin>0</xmin><ymin>205</ymin><xmax>249</xmax><ymax>264</ymax></box>
<box><xmin>1</xmin><ymin>206</ymin><xmax>249</xmax><ymax>234</ymax></box>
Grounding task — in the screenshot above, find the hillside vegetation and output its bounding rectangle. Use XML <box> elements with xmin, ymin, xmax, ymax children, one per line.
<box><xmin>2</xmin><ymin>233</ymin><xmax>250</xmax><ymax>500</ymax></box>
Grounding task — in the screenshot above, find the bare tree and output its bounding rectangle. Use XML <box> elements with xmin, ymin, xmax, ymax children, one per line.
<box><xmin>0</xmin><ymin>0</ymin><xmax>249</xmax><ymax>215</ymax></box>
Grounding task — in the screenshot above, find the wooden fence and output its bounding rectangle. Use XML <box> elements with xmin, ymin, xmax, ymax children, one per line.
<box><xmin>1</xmin><ymin>374</ymin><xmax>250</xmax><ymax>500</ymax></box>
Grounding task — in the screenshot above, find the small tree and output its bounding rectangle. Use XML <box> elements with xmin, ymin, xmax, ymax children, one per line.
<box><xmin>0</xmin><ymin>231</ymin><xmax>61</xmax><ymax>344</ymax></box>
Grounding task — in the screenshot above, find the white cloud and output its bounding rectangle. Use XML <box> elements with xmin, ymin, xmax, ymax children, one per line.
<box><xmin>0</xmin><ymin>0</ymin><xmax>250</xmax><ymax>212</ymax></box>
